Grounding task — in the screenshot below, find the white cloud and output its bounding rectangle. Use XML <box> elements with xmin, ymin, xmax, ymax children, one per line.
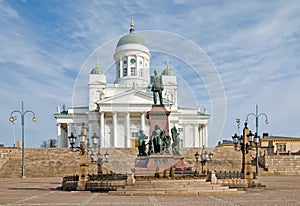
<box><xmin>0</xmin><ymin>0</ymin><xmax>299</xmax><ymax>147</ymax></box>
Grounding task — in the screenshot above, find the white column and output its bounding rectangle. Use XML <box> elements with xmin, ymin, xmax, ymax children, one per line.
<box><xmin>57</xmin><ymin>123</ymin><xmax>62</xmax><ymax>148</ymax></box>
<box><xmin>125</xmin><ymin>112</ymin><xmax>131</xmax><ymax>148</ymax></box>
<box><xmin>194</xmin><ymin>125</ymin><xmax>199</xmax><ymax>148</ymax></box>
<box><xmin>66</xmin><ymin>124</ymin><xmax>72</xmax><ymax>148</ymax></box>
<box><xmin>141</xmin><ymin>112</ymin><xmax>145</xmax><ymax>132</ymax></box>
<box><xmin>61</xmin><ymin>124</ymin><xmax>68</xmax><ymax>148</ymax></box>
<box><xmin>200</xmin><ymin>124</ymin><xmax>205</xmax><ymax>147</ymax></box>
<box><xmin>204</xmin><ymin>124</ymin><xmax>208</xmax><ymax>147</ymax></box>
<box><xmin>100</xmin><ymin>112</ymin><xmax>105</xmax><ymax>148</ymax></box>
<box><xmin>183</xmin><ymin>124</ymin><xmax>188</xmax><ymax>148</ymax></box>
<box><xmin>113</xmin><ymin>112</ymin><xmax>118</xmax><ymax>147</ymax></box>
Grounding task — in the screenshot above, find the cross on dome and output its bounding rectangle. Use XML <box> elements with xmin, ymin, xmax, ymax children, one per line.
<box><xmin>130</xmin><ymin>17</ymin><xmax>134</xmax><ymax>33</ymax></box>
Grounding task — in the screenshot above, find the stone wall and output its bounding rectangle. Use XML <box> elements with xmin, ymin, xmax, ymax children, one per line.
<box><xmin>0</xmin><ymin>148</ymin><xmax>138</xmax><ymax>178</ymax></box>
<box><xmin>1</xmin><ymin>147</ymin><xmax>299</xmax><ymax>178</ymax></box>
<box><xmin>0</xmin><ymin>148</ymin><xmax>81</xmax><ymax>178</ymax></box>
<box><xmin>264</xmin><ymin>155</ymin><xmax>300</xmax><ymax>175</ymax></box>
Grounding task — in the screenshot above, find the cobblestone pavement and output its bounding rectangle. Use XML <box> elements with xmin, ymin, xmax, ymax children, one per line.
<box><xmin>0</xmin><ymin>176</ymin><xmax>299</xmax><ymax>205</ymax></box>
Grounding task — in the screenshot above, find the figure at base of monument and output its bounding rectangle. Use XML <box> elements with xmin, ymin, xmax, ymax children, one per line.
<box><xmin>151</xmin><ymin>124</ymin><xmax>161</xmax><ymax>154</ymax></box>
<box><xmin>137</xmin><ymin>130</ymin><xmax>147</xmax><ymax>156</ymax></box>
<box><xmin>171</xmin><ymin>126</ymin><xmax>180</xmax><ymax>155</ymax></box>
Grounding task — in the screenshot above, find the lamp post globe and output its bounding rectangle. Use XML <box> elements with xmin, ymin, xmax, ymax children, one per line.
<box><xmin>248</xmin><ymin>131</ymin><xmax>254</xmax><ymax>142</ymax></box>
<box><xmin>91</xmin><ymin>133</ymin><xmax>99</xmax><ymax>147</ymax></box>
<box><xmin>68</xmin><ymin>133</ymin><xmax>76</xmax><ymax>149</ymax></box>
<box><xmin>232</xmin><ymin>133</ymin><xmax>239</xmax><ymax>145</ymax></box>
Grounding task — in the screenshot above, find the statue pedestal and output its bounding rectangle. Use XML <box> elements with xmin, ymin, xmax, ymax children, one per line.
<box><xmin>132</xmin><ymin>155</ymin><xmax>186</xmax><ymax>176</ymax></box>
<box><xmin>132</xmin><ymin>105</ymin><xmax>188</xmax><ymax>177</ymax></box>
<box><xmin>147</xmin><ymin>105</ymin><xmax>170</xmax><ymax>135</ymax></box>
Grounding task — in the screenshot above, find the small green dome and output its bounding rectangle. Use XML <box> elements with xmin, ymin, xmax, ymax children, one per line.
<box><xmin>90</xmin><ymin>64</ymin><xmax>105</xmax><ymax>75</ymax></box>
<box><xmin>117</xmin><ymin>32</ymin><xmax>147</xmax><ymax>47</ymax></box>
<box><xmin>161</xmin><ymin>63</ymin><xmax>175</xmax><ymax>76</ymax></box>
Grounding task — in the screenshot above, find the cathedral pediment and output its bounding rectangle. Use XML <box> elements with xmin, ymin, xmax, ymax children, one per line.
<box><xmin>96</xmin><ymin>89</ymin><xmax>153</xmax><ymax>106</ymax></box>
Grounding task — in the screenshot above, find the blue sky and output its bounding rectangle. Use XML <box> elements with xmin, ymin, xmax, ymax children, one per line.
<box><xmin>0</xmin><ymin>0</ymin><xmax>300</xmax><ymax>148</ymax></box>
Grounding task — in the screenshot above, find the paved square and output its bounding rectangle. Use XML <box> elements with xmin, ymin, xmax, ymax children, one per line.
<box><xmin>0</xmin><ymin>176</ymin><xmax>299</xmax><ymax>205</ymax></box>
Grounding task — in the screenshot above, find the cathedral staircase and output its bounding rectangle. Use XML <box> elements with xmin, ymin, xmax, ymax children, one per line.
<box><xmin>0</xmin><ymin>147</ymin><xmax>270</xmax><ymax>178</ymax></box>
<box><xmin>100</xmin><ymin>148</ymin><xmax>138</xmax><ymax>174</ymax></box>
<box><xmin>0</xmin><ymin>148</ymin><xmax>22</xmax><ymax>178</ymax></box>
<box><xmin>0</xmin><ymin>148</ymin><xmax>81</xmax><ymax>178</ymax></box>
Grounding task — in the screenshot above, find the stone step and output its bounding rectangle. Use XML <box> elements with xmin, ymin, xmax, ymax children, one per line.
<box><xmin>135</xmin><ymin>179</ymin><xmax>207</xmax><ymax>184</ymax></box>
<box><xmin>109</xmin><ymin>189</ymin><xmax>244</xmax><ymax>196</ymax></box>
<box><xmin>120</xmin><ymin>185</ymin><xmax>234</xmax><ymax>191</ymax></box>
<box><xmin>133</xmin><ymin>181</ymin><xmax>219</xmax><ymax>188</ymax></box>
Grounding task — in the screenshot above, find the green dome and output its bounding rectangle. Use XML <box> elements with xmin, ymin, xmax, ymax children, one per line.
<box><xmin>161</xmin><ymin>63</ymin><xmax>175</xmax><ymax>76</ymax></box>
<box><xmin>90</xmin><ymin>64</ymin><xmax>105</xmax><ymax>75</ymax></box>
<box><xmin>117</xmin><ymin>32</ymin><xmax>147</xmax><ymax>47</ymax></box>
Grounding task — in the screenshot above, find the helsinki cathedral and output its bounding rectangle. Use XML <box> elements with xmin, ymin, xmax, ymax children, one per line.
<box><xmin>54</xmin><ymin>19</ymin><xmax>210</xmax><ymax>149</ymax></box>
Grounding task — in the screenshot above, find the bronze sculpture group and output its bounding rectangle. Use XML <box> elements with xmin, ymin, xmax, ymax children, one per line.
<box><xmin>138</xmin><ymin>125</ymin><xmax>180</xmax><ymax>156</ymax></box>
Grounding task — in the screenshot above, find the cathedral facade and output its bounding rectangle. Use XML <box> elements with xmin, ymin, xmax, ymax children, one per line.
<box><xmin>54</xmin><ymin>20</ymin><xmax>210</xmax><ymax>149</ymax></box>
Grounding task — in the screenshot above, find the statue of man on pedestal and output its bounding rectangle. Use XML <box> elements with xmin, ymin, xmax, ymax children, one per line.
<box><xmin>151</xmin><ymin>70</ymin><xmax>164</xmax><ymax>106</ymax></box>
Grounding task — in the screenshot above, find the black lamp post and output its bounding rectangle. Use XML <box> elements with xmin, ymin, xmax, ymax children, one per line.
<box><xmin>245</xmin><ymin>105</ymin><xmax>269</xmax><ymax>176</ymax></box>
<box><xmin>90</xmin><ymin>133</ymin><xmax>99</xmax><ymax>164</ymax></box>
<box><xmin>90</xmin><ymin>133</ymin><xmax>109</xmax><ymax>175</ymax></box>
<box><xmin>232</xmin><ymin>133</ymin><xmax>245</xmax><ymax>174</ymax></box>
<box><xmin>232</xmin><ymin>123</ymin><xmax>260</xmax><ymax>178</ymax></box>
<box><xmin>195</xmin><ymin>146</ymin><xmax>213</xmax><ymax>174</ymax></box>
<box><xmin>9</xmin><ymin>101</ymin><xmax>36</xmax><ymax>178</ymax></box>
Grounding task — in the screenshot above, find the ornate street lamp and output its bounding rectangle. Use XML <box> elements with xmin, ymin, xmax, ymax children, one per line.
<box><xmin>9</xmin><ymin>101</ymin><xmax>36</xmax><ymax>178</ymax></box>
<box><xmin>195</xmin><ymin>146</ymin><xmax>213</xmax><ymax>174</ymax></box>
<box><xmin>104</xmin><ymin>151</ymin><xmax>110</xmax><ymax>161</ymax></box>
<box><xmin>245</xmin><ymin>105</ymin><xmax>269</xmax><ymax>176</ymax></box>
<box><xmin>232</xmin><ymin>133</ymin><xmax>239</xmax><ymax>145</ymax></box>
<box><xmin>232</xmin><ymin>122</ymin><xmax>261</xmax><ymax>183</ymax></box>
<box><xmin>79</xmin><ymin>130</ymin><xmax>86</xmax><ymax>143</ymax></box>
<box><xmin>90</xmin><ymin>133</ymin><xmax>99</xmax><ymax>164</ymax></box>
<box><xmin>91</xmin><ymin>133</ymin><xmax>109</xmax><ymax>174</ymax></box>
<box><xmin>248</xmin><ymin>131</ymin><xmax>254</xmax><ymax>143</ymax></box>
<box><xmin>68</xmin><ymin>133</ymin><xmax>76</xmax><ymax>149</ymax></box>
<box><xmin>67</xmin><ymin>129</ymin><xmax>109</xmax><ymax>176</ymax></box>
<box><xmin>96</xmin><ymin>150</ymin><xmax>109</xmax><ymax>175</ymax></box>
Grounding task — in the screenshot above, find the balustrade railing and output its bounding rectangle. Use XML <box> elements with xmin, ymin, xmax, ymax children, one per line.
<box><xmin>215</xmin><ymin>171</ymin><xmax>244</xmax><ymax>179</ymax></box>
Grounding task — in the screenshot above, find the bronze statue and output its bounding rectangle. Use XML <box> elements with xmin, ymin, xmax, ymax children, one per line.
<box><xmin>151</xmin><ymin>70</ymin><xmax>164</xmax><ymax>106</ymax></box>
<box><xmin>151</xmin><ymin>125</ymin><xmax>162</xmax><ymax>154</ymax></box>
<box><xmin>137</xmin><ymin>130</ymin><xmax>147</xmax><ymax>156</ymax></box>
<box><xmin>162</xmin><ymin>132</ymin><xmax>171</xmax><ymax>154</ymax></box>
<box><xmin>147</xmin><ymin>139</ymin><xmax>154</xmax><ymax>156</ymax></box>
<box><xmin>171</xmin><ymin>126</ymin><xmax>180</xmax><ymax>155</ymax></box>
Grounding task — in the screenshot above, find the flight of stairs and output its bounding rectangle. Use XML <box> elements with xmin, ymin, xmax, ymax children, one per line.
<box><xmin>0</xmin><ymin>147</ymin><xmax>269</xmax><ymax>178</ymax></box>
<box><xmin>108</xmin><ymin>179</ymin><xmax>244</xmax><ymax>196</ymax></box>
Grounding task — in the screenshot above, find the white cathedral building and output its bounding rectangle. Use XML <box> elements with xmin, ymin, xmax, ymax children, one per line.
<box><xmin>54</xmin><ymin>20</ymin><xmax>210</xmax><ymax>149</ymax></box>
